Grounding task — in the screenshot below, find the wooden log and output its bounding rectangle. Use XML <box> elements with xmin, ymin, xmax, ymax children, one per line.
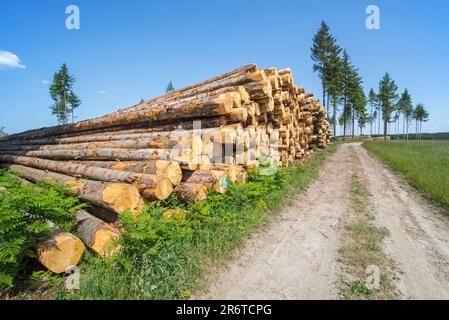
<box><xmin>74</xmin><ymin>209</ymin><xmax>121</xmax><ymax>257</ymax></box>
<box><xmin>182</xmin><ymin>169</ymin><xmax>229</xmax><ymax>193</ymax></box>
<box><xmin>3</xmin><ymin>93</ymin><xmax>235</xmax><ymax>141</ymax></box>
<box><xmin>0</xmin><ymin>164</ymin><xmax>144</xmax><ymax>214</ymax></box>
<box><xmin>174</xmin><ymin>182</ymin><xmax>207</xmax><ymax>202</ymax></box>
<box><xmin>1</xmin><ymin>148</ymin><xmax>195</xmax><ymax>167</ymax></box>
<box><xmin>0</xmin><ymin>115</ymin><xmax>248</xmax><ymax>147</ymax></box>
<box><xmin>71</xmin><ymin>160</ymin><xmax>182</xmax><ymax>185</ymax></box>
<box><xmin>36</xmin><ymin>229</ymin><xmax>85</xmax><ymax>274</ymax></box>
<box><xmin>0</xmin><ymin>155</ymin><xmax>173</xmax><ymax>200</ymax></box>
<box><xmin>206</xmin><ymin>164</ymin><xmax>246</xmax><ymax>183</ymax></box>
<box><xmin>244</xmin><ymin>80</ymin><xmax>272</xmax><ymax>100</ymax></box>
<box><xmin>0</xmin><ymin>133</ymin><xmax>203</xmax><ymax>155</ymax></box>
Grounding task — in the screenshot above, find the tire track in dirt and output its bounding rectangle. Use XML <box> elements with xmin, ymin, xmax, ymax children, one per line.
<box><xmin>354</xmin><ymin>144</ymin><xmax>449</xmax><ymax>299</ymax></box>
<box><xmin>198</xmin><ymin>143</ymin><xmax>449</xmax><ymax>300</ymax></box>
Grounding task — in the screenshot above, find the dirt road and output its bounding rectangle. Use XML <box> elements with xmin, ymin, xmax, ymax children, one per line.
<box><xmin>197</xmin><ymin>143</ymin><xmax>449</xmax><ymax>300</ymax></box>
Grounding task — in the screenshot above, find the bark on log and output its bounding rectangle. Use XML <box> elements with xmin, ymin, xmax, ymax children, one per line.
<box><xmin>0</xmin><ymin>133</ymin><xmax>203</xmax><ymax>155</ymax></box>
<box><xmin>71</xmin><ymin>160</ymin><xmax>182</xmax><ymax>185</ymax></box>
<box><xmin>74</xmin><ymin>209</ymin><xmax>121</xmax><ymax>257</ymax></box>
<box><xmin>1</xmin><ymin>148</ymin><xmax>195</xmax><ymax>168</ymax></box>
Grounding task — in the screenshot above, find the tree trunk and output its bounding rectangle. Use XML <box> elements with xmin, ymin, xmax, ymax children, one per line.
<box><xmin>0</xmin><ymin>155</ymin><xmax>173</xmax><ymax>200</ymax></box>
<box><xmin>71</xmin><ymin>160</ymin><xmax>182</xmax><ymax>185</ymax></box>
<box><xmin>74</xmin><ymin>209</ymin><xmax>121</xmax><ymax>257</ymax></box>
<box><xmin>1</xmin><ymin>148</ymin><xmax>195</xmax><ymax>168</ymax></box>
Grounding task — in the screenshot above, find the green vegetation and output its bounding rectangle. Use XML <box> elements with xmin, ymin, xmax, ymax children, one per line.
<box><xmin>391</xmin><ymin>132</ymin><xmax>449</xmax><ymax>140</ymax></box>
<box><xmin>57</xmin><ymin>146</ymin><xmax>336</xmax><ymax>300</ymax></box>
<box><xmin>0</xmin><ymin>126</ymin><xmax>7</xmax><ymax>137</ymax></box>
<box><xmin>339</xmin><ymin>155</ymin><xmax>397</xmax><ymax>300</ymax></box>
<box><xmin>311</xmin><ymin>21</ymin><xmax>429</xmax><ymax>140</ymax></box>
<box><xmin>165</xmin><ymin>81</ymin><xmax>175</xmax><ymax>93</ymax></box>
<box><xmin>49</xmin><ymin>63</ymin><xmax>81</xmax><ymax>124</ymax></box>
<box><xmin>363</xmin><ymin>140</ymin><xmax>449</xmax><ymax>212</ymax></box>
<box><xmin>0</xmin><ymin>170</ymin><xmax>84</xmax><ymax>291</ymax></box>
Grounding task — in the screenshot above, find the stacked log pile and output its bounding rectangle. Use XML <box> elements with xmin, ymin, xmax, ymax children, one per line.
<box><xmin>0</xmin><ymin>64</ymin><xmax>331</xmax><ymax>218</ymax></box>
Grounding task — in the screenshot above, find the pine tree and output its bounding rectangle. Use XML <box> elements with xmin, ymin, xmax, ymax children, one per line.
<box><xmin>49</xmin><ymin>64</ymin><xmax>81</xmax><ymax>124</ymax></box>
<box><xmin>368</xmin><ymin>88</ymin><xmax>378</xmax><ymax>136</ymax></box>
<box><xmin>0</xmin><ymin>126</ymin><xmax>6</xmax><ymax>137</ymax></box>
<box><xmin>340</xmin><ymin>50</ymin><xmax>353</xmax><ymax>140</ymax></box>
<box><xmin>397</xmin><ymin>89</ymin><xmax>413</xmax><ymax>140</ymax></box>
<box><xmin>325</xmin><ymin>41</ymin><xmax>343</xmax><ymax>138</ymax></box>
<box><xmin>413</xmin><ymin>103</ymin><xmax>429</xmax><ymax>140</ymax></box>
<box><xmin>165</xmin><ymin>81</ymin><xmax>175</xmax><ymax>93</ymax></box>
<box><xmin>340</xmin><ymin>50</ymin><xmax>364</xmax><ymax>139</ymax></box>
<box><xmin>377</xmin><ymin>73</ymin><xmax>399</xmax><ymax>140</ymax></box>
<box><xmin>353</xmin><ymin>86</ymin><xmax>368</xmax><ymax>137</ymax></box>
<box><xmin>311</xmin><ymin>21</ymin><xmax>335</xmax><ymax>114</ymax></box>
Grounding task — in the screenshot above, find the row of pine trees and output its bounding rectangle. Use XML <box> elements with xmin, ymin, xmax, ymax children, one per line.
<box><xmin>311</xmin><ymin>21</ymin><xmax>429</xmax><ymax>140</ymax></box>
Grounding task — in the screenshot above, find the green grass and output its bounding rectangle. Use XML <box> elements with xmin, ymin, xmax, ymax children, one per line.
<box><xmin>57</xmin><ymin>145</ymin><xmax>336</xmax><ymax>300</ymax></box>
<box><xmin>363</xmin><ymin>140</ymin><xmax>449</xmax><ymax>212</ymax></box>
<box><xmin>338</xmin><ymin>153</ymin><xmax>397</xmax><ymax>300</ymax></box>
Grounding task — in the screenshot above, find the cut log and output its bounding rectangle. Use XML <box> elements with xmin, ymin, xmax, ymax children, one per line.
<box><xmin>74</xmin><ymin>209</ymin><xmax>121</xmax><ymax>257</ymax></box>
<box><xmin>0</xmin><ymin>155</ymin><xmax>173</xmax><ymax>200</ymax></box>
<box><xmin>1</xmin><ymin>148</ymin><xmax>194</xmax><ymax>167</ymax></box>
<box><xmin>0</xmin><ymin>164</ymin><xmax>144</xmax><ymax>214</ymax></box>
<box><xmin>182</xmin><ymin>169</ymin><xmax>229</xmax><ymax>193</ymax></box>
<box><xmin>0</xmin><ymin>133</ymin><xmax>203</xmax><ymax>154</ymax></box>
<box><xmin>36</xmin><ymin>229</ymin><xmax>85</xmax><ymax>274</ymax></box>
<box><xmin>71</xmin><ymin>160</ymin><xmax>182</xmax><ymax>185</ymax></box>
<box><xmin>174</xmin><ymin>182</ymin><xmax>207</xmax><ymax>202</ymax></box>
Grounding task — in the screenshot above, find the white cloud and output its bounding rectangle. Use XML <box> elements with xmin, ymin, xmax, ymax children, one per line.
<box><xmin>0</xmin><ymin>50</ymin><xmax>26</xmax><ymax>69</ymax></box>
<box><xmin>42</xmin><ymin>80</ymin><xmax>49</xmax><ymax>85</ymax></box>
<box><xmin>99</xmin><ymin>90</ymin><xmax>106</xmax><ymax>94</ymax></box>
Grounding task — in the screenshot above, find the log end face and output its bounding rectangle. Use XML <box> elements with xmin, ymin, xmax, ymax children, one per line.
<box><xmin>155</xmin><ymin>177</ymin><xmax>173</xmax><ymax>200</ymax></box>
<box><xmin>102</xmin><ymin>183</ymin><xmax>144</xmax><ymax>215</ymax></box>
<box><xmin>91</xmin><ymin>229</ymin><xmax>120</xmax><ymax>257</ymax></box>
<box><xmin>36</xmin><ymin>232</ymin><xmax>85</xmax><ymax>274</ymax></box>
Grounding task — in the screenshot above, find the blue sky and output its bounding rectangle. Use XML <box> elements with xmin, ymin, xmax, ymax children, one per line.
<box><xmin>1</xmin><ymin>0</ymin><xmax>448</xmax><ymax>134</ymax></box>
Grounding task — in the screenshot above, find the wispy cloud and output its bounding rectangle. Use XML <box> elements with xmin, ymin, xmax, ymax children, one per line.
<box><xmin>0</xmin><ymin>50</ymin><xmax>26</xmax><ymax>69</ymax></box>
<box><xmin>99</xmin><ymin>90</ymin><xmax>106</xmax><ymax>94</ymax></box>
<box><xmin>42</xmin><ymin>80</ymin><xmax>49</xmax><ymax>85</ymax></box>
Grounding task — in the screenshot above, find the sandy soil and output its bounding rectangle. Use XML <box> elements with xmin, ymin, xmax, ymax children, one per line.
<box><xmin>196</xmin><ymin>143</ymin><xmax>449</xmax><ymax>300</ymax></box>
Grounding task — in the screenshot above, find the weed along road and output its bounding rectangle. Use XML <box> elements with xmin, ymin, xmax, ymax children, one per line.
<box><xmin>197</xmin><ymin>143</ymin><xmax>449</xmax><ymax>300</ymax></box>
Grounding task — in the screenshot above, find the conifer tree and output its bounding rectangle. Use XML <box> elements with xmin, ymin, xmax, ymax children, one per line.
<box><xmin>49</xmin><ymin>64</ymin><xmax>81</xmax><ymax>124</ymax></box>
<box><xmin>377</xmin><ymin>73</ymin><xmax>399</xmax><ymax>140</ymax></box>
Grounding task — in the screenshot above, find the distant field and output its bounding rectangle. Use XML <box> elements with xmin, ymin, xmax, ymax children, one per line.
<box><xmin>363</xmin><ymin>140</ymin><xmax>449</xmax><ymax>212</ymax></box>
